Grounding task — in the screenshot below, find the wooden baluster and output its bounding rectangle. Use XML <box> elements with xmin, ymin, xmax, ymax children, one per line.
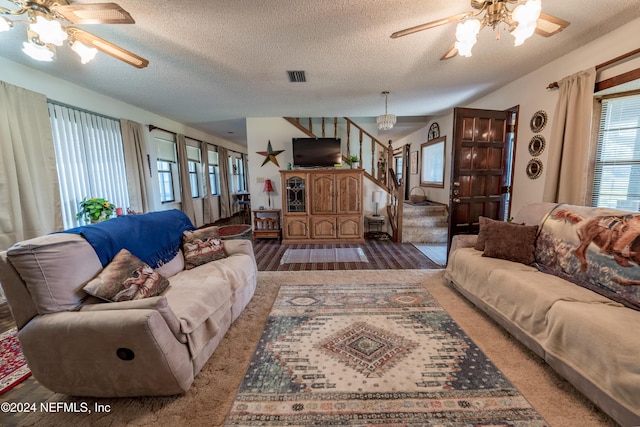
<box><xmin>308</xmin><ymin>118</ymin><xmax>312</xmax><ymax>134</ymax></box>
<box><xmin>334</xmin><ymin>117</ymin><xmax>338</xmax><ymax>138</ymax></box>
<box><xmin>346</xmin><ymin>120</ymin><xmax>351</xmax><ymax>158</ymax></box>
<box><xmin>321</xmin><ymin>117</ymin><xmax>326</xmax><ymax>138</ymax></box>
<box><xmin>359</xmin><ymin>130</ymin><xmax>363</xmax><ymax>171</ymax></box>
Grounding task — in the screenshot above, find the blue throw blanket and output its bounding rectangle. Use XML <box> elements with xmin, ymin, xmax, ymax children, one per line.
<box><xmin>63</xmin><ymin>209</ymin><xmax>195</xmax><ymax>267</ymax></box>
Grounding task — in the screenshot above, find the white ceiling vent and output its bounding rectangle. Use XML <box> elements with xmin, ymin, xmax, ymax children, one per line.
<box><xmin>287</xmin><ymin>70</ymin><xmax>306</xmax><ymax>83</ymax></box>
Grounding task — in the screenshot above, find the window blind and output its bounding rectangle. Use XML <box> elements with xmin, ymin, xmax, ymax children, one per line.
<box><xmin>48</xmin><ymin>102</ymin><xmax>130</xmax><ymax>228</ymax></box>
<box><xmin>592</xmin><ymin>94</ymin><xmax>640</xmax><ymax>211</ymax></box>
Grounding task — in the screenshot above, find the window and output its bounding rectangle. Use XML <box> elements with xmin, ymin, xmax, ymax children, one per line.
<box><xmin>155</xmin><ymin>137</ymin><xmax>178</xmax><ymax>203</ymax></box>
<box><xmin>157</xmin><ymin>160</ymin><xmax>175</xmax><ymax>202</ymax></box>
<box><xmin>48</xmin><ymin>101</ymin><xmax>129</xmax><ymax>228</ymax></box>
<box><xmin>185</xmin><ymin>143</ymin><xmax>202</xmax><ymax>198</ymax></box>
<box><xmin>206</xmin><ymin>147</ymin><xmax>219</xmax><ymax>196</ymax></box>
<box><xmin>420</xmin><ymin>137</ymin><xmax>446</xmax><ymax>188</ymax></box>
<box><xmin>229</xmin><ymin>153</ymin><xmax>247</xmax><ymax>193</ymax></box>
<box><xmin>188</xmin><ymin>161</ymin><xmax>199</xmax><ymax>198</ymax></box>
<box><xmin>592</xmin><ymin>93</ymin><xmax>640</xmax><ymax>211</ymax></box>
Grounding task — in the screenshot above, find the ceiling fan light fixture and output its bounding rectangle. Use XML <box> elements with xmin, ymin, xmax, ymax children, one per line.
<box><xmin>511</xmin><ymin>0</ymin><xmax>541</xmax><ymax>45</ymax></box>
<box><xmin>0</xmin><ymin>16</ymin><xmax>13</xmax><ymax>32</ymax></box>
<box><xmin>377</xmin><ymin>91</ymin><xmax>397</xmax><ymax>131</ymax></box>
<box><xmin>29</xmin><ymin>15</ymin><xmax>68</xmax><ymax>46</ymax></box>
<box><xmin>71</xmin><ymin>40</ymin><xmax>98</xmax><ymax>64</ymax></box>
<box><xmin>22</xmin><ymin>40</ymin><xmax>55</xmax><ymax>62</ymax></box>
<box><xmin>455</xmin><ymin>19</ymin><xmax>481</xmax><ymax>57</ymax></box>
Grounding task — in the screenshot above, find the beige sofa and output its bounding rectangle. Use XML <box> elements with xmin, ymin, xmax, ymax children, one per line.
<box><xmin>0</xmin><ymin>225</ymin><xmax>257</xmax><ymax>398</ymax></box>
<box><xmin>445</xmin><ymin>202</ymin><xmax>640</xmax><ymax>427</ymax></box>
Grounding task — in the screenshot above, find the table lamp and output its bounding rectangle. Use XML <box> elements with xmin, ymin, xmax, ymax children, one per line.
<box><xmin>372</xmin><ymin>191</ymin><xmax>383</xmax><ymax>217</ymax></box>
<box><xmin>263</xmin><ymin>179</ymin><xmax>274</xmax><ymax>209</ymax></box>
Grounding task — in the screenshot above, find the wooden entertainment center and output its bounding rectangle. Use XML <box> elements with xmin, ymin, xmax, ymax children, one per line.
<box><xmin>280</xmin><ymin>169</ymin><xmax>364</xmax><ymax>244</ymax></box>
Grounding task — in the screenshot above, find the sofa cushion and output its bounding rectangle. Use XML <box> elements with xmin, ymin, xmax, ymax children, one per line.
<box><xmin>482</xmin><ymin>221</ymin><xmax>538</xmax><ymax>265</ymax></box>
<box><xmin>445</xmin><ymin>247</ymin><xmax>537</xmax><ymax>302</ymax></box>
<box><xmin>474</xmin><ymin>216</ymin><xmax>496</xmax><ymax>251</ymax></box>
<box><xmin>485</xmin><ymin>269</ymin><xmax>622</xmax><ymax>341</ymax></box>
<box><xmin>83</xmin><ymin>249</ymin><xmax>170</xmax><ymax>302</ymax></box>
<box><xmin>7</xmin><ymin>233</ymin><xmax>102</xmax><ymax>314</ymax></box>
<box><xmin>544</xmin><ymin>301</ymin><xmax>640</xmax><ymax>414</ymax></box>
<box><xmin>163</xmin><ymin>264</ymin><xmax>233</xmax><ymax>358</ymax></box>
<box><xmin>182</xmin><ymin>227</ymin><xmax>226</xmax><ymax>270</ymax></box>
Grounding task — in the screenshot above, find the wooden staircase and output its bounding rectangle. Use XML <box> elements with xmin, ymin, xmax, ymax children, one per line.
<box><xmin>283</xmin><ymin>117</ymin><xmax>448</xmax><ymax>244</ymax></box>
<box><xmin>401</xmin><ymin>202</ymin><xmax>448</xmax><ymax>243</ymax></box>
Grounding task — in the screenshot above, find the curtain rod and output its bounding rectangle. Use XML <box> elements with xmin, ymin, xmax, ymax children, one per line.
<box><xmin>147</xmin><ymin>124</ymin><xmax>245</xmax><ymax>155</ymax></box>
<box><xmin>546</xmin><ymin>47</ymin><xmax>640</xmax><ymax>90</ymax></box>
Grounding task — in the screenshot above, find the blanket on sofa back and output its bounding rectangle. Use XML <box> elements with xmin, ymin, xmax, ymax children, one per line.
<box><xmin>63</xmin><ymin>209</ymin><xmax>195</xmax><ymax>267</ymax></box>
<box><xmin>536</xmin><ymin>204</ymin><xmax>640</xmax><ymax>310</ymax></box>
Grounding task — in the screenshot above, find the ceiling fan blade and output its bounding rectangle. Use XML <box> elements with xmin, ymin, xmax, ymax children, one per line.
<box><xmin>440</xmin><ymin>45</ymin><xmax>458</xmax><ymax>61</ymax></box>
<box><xmin>67</xmin><ymin>27</ymin><xmax>148</xmax><ymax>68</ymax></box>
<box><xmin>53</xmin><ymin>3</ymin><xmax>135</xmax><ymax>24</ymax></box>
<box><xmin>535</xmin><ymin>12</ymin><xmax>570</xmax><ymax>37</ymax></box>
<box><xmin>391</xmin><ymin>12</ymin><xmax>471</xmax><ymax>39</ymax></box>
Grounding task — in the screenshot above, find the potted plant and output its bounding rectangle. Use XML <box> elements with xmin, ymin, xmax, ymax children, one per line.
<box><xmin>346</xmin><ymin>155</ymin><xmax>359</xmax><ymax>169</ymax></box>
<box><xmin>76</xmin><ymin>197</ymin><xmax>115</xmax><ymax>223</ymax></box>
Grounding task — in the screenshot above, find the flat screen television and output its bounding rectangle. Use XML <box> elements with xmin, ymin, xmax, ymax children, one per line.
<box><xmin>292</xmin><ymin>138</ymin><xmax>342</xmax><ymax>167</ymax></box>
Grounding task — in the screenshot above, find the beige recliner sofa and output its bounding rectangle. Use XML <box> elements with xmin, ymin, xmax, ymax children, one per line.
<box><xmin>0</xmin><ymin>217</ymin><xmax>257</xmax><ymax>398</ymax></box>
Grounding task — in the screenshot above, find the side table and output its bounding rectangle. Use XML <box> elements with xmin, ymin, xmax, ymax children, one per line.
<box><xmin>365</xmin><ymin>215</ymin><xmax>388</xmax><ymax>240</ymax></box>
<box><xmin>252</xmin><ymin>209</ymin><xmax>281</xmax><ymax>240</ymax></box>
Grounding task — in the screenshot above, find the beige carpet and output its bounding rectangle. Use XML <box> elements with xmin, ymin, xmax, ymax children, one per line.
<box><xmin>280</xmin><ymin>248</ymin><xmax>368</xmax><ymax>264</ymax></box>
<box><xmin>18</xmin><ymin>270</ymin><xmax>615</xmax><ymax>427</ymax></box>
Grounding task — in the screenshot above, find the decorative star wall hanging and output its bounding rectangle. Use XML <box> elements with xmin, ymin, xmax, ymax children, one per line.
<box><xmin>257</xmin><ymin>140</ymin><xmax>285</xmax><ymax>167</ymax></box>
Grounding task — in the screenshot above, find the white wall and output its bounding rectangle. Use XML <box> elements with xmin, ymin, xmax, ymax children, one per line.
<box><xmin>0</xmin><ymin>57</ymin><xmax>247</xmax><ymax>226</ymax></box>
<box><xmin>393</xmin><ymin>16</ymin><xmax>640</xmax><ymax>216</ymax></box>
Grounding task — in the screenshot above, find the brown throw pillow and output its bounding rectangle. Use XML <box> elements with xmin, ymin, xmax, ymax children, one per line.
<box><xmin>83</xmin><ymin>249</ymin><xmax>170</xmax><ymax>302</ymax></box>
<box><xmin>475</xmin><ymin>216</ymin><xmax>498</xmax><ymax>251</ymax></box>
<box><xmin>182</xmin><ymin>227</ymin><xmax>226</xmax><ymax>270</ymax></box>
<box><xmin>482</xmin><ymin>221</ymin><xmax>538</xmax><ymax>265</ymax></box>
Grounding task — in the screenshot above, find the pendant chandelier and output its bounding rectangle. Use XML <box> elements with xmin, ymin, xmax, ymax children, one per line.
<box><xmin>376</xmin><ymin>91</ymin><xmax>397</xmax><ymax>131</ymax></box>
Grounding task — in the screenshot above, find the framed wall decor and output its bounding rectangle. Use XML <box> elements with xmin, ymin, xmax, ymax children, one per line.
<box><xmin>420</xmin><ymin>136</ymin><xmax>446</xmax><ymax>188</ymax></box>
<box><xmin>410</xmin><ymin>151</ymin><xmax>418</xmax><ymax>174</ymax></box>
<box><xmin>528</xmin><ymin>135</ymin><xmax>546</xmax><ymax>156</ymax></box>
<box><xmin>530</xmin><ymin>110</ymin><xmax>548</xmax><ymax>133</ymax></box>
<box><xmin>526</xmin><ymin>158</ymin><xmax>543</xmax><ymax>179</ymax></box>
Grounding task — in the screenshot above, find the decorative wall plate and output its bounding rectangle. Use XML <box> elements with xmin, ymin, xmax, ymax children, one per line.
<box><xmin>526</xmin><ymin>158</ymin><xmax>543</xmax><ymax>179</ymax></box>
<box><xmin>528</xmin><ymin>135</ymin><xmax>546</xmax><ymax>156</ymax></box>
<box><xmin>530</xmin><ymin>110</ymin><xmax>548</xmax><ymax>133</ymax></box>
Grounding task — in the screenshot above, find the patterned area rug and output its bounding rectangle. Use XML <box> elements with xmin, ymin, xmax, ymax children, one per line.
<box><xmin>280</xmin><ymin>248</ymin><xmax>368</xmax><ymax>264</ymax></box>
<box><xmin>0</xmin><ymin>327</ymin><xmax>31</xmax><ymax>395</ymax></box>
<box><xmin>224</xmin><ymin>282</ymin><xmax>547</xmax><ymax>426</ymax></box>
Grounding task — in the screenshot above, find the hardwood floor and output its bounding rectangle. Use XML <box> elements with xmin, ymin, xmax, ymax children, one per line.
<box><xmin>0</xmin><ymin>213</ymin><xmax>441</xmax><ymax>425</ymax></box>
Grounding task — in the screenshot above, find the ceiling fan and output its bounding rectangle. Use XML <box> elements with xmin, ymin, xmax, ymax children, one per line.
<box><xmin>391</xmin><ymin>0</ymin><xmax>570</xmax><ymax>60</ymax></box>
<box><xmin>0</xmin><ymin>0</ymin><xmax>148</xmax><ymax>68</ymax></box>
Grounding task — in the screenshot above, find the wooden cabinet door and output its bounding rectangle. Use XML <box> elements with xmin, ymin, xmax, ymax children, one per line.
<box><xmin>283</xmin><ymin>217</ymin><xmax>309</xmax><ymax>240</ymax></box>
<box><xmin>310</xmin><ymin>216</ymin><xmax>336</xmax><ymax>239</ymax></box>
<box><xmin>336</xmin><ymin>173</ymin><xmax>362</xmax><ymax>215</ymax></box>
<box><xmin>310</xmin><ymin>173</ymin><xmax>335</xmax><ymax>215</ymax></box>
<box><xmin>337</xmin><ymin>216</ymin><xmax>362</xmax><ymax>239</ymax></box>
<box><xmin>281</xmin><ymin>172</ymin><xmax>308</xmax><ymax>214</ymax></box>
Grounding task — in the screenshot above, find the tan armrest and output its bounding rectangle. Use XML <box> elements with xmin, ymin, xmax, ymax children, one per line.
<box><xmin>18</xmin><ymin>309</ymin><xmax>192</xmax><ymax>396</ymax></box>
<box><xmin>223</xmin><ymin>239</ymin><xmax>257</xmax><ymax>266</ymax></box>
<box><xmin>449</xmin><ymin>234</ymin><xmax>479</xmax><ymax>256</ymax></box>
<box><xmin>79</xmin><ymin>296</ymin><xmax>185</xmax><ymax>343</ymax></box>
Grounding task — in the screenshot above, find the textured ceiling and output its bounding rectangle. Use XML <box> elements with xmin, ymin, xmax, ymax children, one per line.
<box><xmin>1</xmin><ymin>0</ymin><xmax>640</xmax><ymax>146</ymax></box>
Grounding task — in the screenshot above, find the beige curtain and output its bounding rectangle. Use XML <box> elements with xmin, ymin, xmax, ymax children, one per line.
<box><xmin>200</xmin><ymin>141</ymin><xmax>217</xmax><ymax>224</ymax></box>
<box><xmin>176</xmin><ymin>134</ymin><xmax>196</xmax><ymax>224</ymax></box>
<box><xmin>218</xmin><ymin>146</ymin><xmax>232</xmax><ymax>218</ymax></box>
<box><xmin>0</xmin><ymin>81</ymin><xmax>62</xmax><ymax>250</ymax></box>
<box><xmin>543</xmin><ymin>67</ymin><xmax>596</xmax><ymax>205</ymax></box>
<box><xmin>120</xmin><ymin>119</ymin><xmax>152</xmax><ymax>213</ymax></box>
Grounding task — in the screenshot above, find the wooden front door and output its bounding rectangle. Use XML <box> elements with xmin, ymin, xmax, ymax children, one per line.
<box><xmin>448</xmin><ymin>107</ymin><xmax>517</xmax><ymax>247</ymax></box>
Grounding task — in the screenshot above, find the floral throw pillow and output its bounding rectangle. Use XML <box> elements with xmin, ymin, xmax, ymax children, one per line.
<box><xmin>182</xmin><ymin>227</ymin><xmax>226</xmax><ymax>270</ymax></box>
<box><xmin>83</xmin><ymin>249</ymin><xmax>170</xmax><ymax>302</ymax></box>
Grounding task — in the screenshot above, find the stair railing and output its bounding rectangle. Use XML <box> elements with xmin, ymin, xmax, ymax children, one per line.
<box><xmin>283</xmin><ymin>117</ymin><xmax>392</xmax><ymax>193</ymax></box>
